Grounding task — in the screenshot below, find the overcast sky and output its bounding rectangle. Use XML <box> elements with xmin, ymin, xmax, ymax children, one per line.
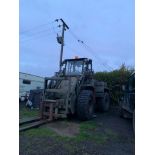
<box><xmin>19</xmin><ymin>0</ymin><xmax>135</xmax><ymax>77</ymax></box>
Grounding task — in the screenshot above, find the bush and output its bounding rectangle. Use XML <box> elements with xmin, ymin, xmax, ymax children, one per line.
<box><xmin>94</xmin><ymin>64</ymin><xmax>134</xmax><ymax>105</ymax></box>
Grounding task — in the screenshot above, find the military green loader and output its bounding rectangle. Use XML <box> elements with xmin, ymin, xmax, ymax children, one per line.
<box><xmin>41</xmin><ymin>58</ymin><xmax>110</xmax><ymax>121</ymax></box>
<box><xmin>119</xmin><ymin>72</ymin><xmax>135</xmax><ymax>132</ymax></box>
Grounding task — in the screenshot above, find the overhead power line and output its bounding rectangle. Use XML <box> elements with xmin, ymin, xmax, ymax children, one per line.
<box><xmin>20</xmin><ymin>25</ymin><xmax>57</xmax><ymax>39</ymax></box>
<box><xmin>20</xmin><ymin>29</ymin><xmax>51</xmax><ymax>40</ymax></box>
<box><xmin>83</xmin><ymin>43</ymin><xmax>114</xmax><ymax>71</ymax></box>
<box><xmin>20</xmin><ymin>18</ymin><xmax>114</xmax><ymax>71</ymax></box>
<box><xmin>20</xmin><ymin>21</ymin><xmax>61</xmax><ymax>43</ymax></box>
<box><xmin>20</xmin><ymin>27</ymin><xmax>52</xmax><ymax>36</ymax></box>
<box><xmin>20</xmin><ymin>20</ymin><xmax>56</xmax><ymax>34</ymax></box>
<box><xmin>20</xmin><ymin>22</ymin><xmax>51</xmax><ymax>34</ymax></box>
<box><xmin>67</xmin><ymin>29</ymin><xmax>114</xmax><ymax>71</ymax></box>
<box><xmin>20</xmin><ymin>32</ymin><xmax>53</xmax><ymax>43</ymax></box>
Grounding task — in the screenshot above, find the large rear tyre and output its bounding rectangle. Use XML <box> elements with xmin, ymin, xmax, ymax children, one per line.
<box><xmin>77</xmin><ymin>90</ymin><xmax>94</xmax><ymax>121</ymax></box>
<box><xmin>98</xmin><ymin>92</ymin><xmax>110</xmax><ymax>112</ymax></box>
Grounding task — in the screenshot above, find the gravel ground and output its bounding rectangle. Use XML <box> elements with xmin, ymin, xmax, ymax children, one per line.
<box><xmin>20</xmin><ymin>106</ymin><xmax>135</xmax><ymax>155</ymax></box>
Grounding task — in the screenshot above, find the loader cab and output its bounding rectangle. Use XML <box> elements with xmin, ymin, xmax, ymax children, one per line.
<box><xmin>61</xmin><ymin>58</ymin><xmax>92</xmax><ymax>76</ymax></box>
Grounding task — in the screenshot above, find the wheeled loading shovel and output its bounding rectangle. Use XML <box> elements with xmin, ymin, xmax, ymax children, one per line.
<box><xmin>19</xmin><ymin>58</ymin><xmax>110</xmax><ymax>132</ymax></box>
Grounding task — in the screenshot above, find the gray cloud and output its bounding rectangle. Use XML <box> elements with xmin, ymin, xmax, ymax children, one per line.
<box><xmin>20</xmin><ymin>0</ymin><xmax>135</xmax><ymax>76</ymax></box>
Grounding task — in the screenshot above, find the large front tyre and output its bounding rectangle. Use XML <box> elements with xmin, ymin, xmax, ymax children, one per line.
<box><xmin>77</xmin><ymin>90</ymin><xmax>94</xmax><ymax>121</ymax></box>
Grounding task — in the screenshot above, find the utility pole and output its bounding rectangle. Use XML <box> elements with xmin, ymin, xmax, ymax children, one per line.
<box><xmin>56</xmin><ymin>19</ymin><xmax>69</xmax><ymax>71</ymax></box>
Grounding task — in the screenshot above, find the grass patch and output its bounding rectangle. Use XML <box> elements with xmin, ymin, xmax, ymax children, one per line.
<box><xmin>71</xmin><ymin>120</ymin><xmax>109</xmax><ymax>144</ymax></box>
<box><xmin>72</xmin><ymin>121</ymin><xmax>118</xmax><ymax>144</ymax></box>
<box><xmin>19</xmin><ymin>107</ymin><xmax>39</xmax><ymax>118</ymax></box>
<box><xmin>23</xmin><ymin>127</ymin><xmax>56</xmax><ymax>137</ymax></box>
<box><xmin>80</xmin><ymin>121</ymin><xmax>97</xmax><ymax>130</ymax></box>
<box><xmin>73</xmin><ymin>121</ymin><xmax>97</xmax><ymax>142</ymax></box>
<box><xmin>74</xmin><ymin>129</ymin><xmax>108</xmax><ymax>144</ymax></box>
<box><xmin>21</xmin><ymin>120</ymin><xmax>118</xmax><ymax>145</ymax></box>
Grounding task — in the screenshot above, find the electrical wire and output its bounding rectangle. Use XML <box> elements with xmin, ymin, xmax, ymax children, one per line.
<box><xmin>20</xmin><ymin>27</ymin><xmax>50</xmax><ymax>36</ymax></box>
<box><xmin>20</xmin><ymin>20</ymin><xmax>61</xmax><ymax>43</ymax></box>
<box><xmin>83</xmin><ymin>43</ymin><xmax>114</xmax><ymax>71</ymax></box>
<box><xmin>67</xmin><ymin>29</ymin><xmax>114</xmax><ymax>71</ymax></box>
<box><xmin>20</xmin><ymin>23</ymin><xmax>60</xmax><ymax>43</ymax></box>
<box><xmin>20</xmin><ymin>29</ymin><xmax>52</xmax><ymax>41</ymax></box>
<box><xmin>20</xmin><ymin>18</ymin><xmax>114</xmax><ymax>71</ymax></box>
<box><xmin>20</xmin><ymin>32</ymin><xmax>53</xmax><ymax>43</ymax></box>
<box><xmin>20</xmin><ymin>20</ymin><xmax>56</xmax><ymax>34</ymax></box>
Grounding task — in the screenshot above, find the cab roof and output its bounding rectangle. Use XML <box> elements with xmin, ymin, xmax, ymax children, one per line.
<box><xmin>63</xmin><ymin>58</ymin><xmax>91</xmax><ymax>62</ymax></box>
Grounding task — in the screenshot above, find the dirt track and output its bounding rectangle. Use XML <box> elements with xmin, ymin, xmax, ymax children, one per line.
<box><xmin>20</xmin><ymin>106</ymin><xmax>134</xmax><ymax>155</ymax></box>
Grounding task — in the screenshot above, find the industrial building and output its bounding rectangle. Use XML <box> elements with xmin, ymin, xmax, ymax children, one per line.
<box><xmin>19</xmin><ymin>72</ymin><xmax>44</xmax><ymax>101</ymax></box>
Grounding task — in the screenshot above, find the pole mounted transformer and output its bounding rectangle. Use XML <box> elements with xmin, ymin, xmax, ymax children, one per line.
<box><xmin>55</xmin><ymin>19</ymin><xmax>69</xmax><ymax>71</ymax></box>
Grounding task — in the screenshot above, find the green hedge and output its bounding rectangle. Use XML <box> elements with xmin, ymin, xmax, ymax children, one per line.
<box><xmin>94</xmin><ymin>64</ymin><xmax>134</xmax><ymax>104</ymax></box>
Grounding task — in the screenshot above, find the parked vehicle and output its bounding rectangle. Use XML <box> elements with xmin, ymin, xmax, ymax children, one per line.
<box><xmin>41</xmin><ymin>57</ymin><xmax>110</xmax><ymax>121</ymax></box>
<box><xmin>26</xmin><ymin>89</ymin><xmax>44</xmax><ymax>109</ymax></box>
<box><xmin>119</xmin><ymin>72</ymin><xmax>135</xmax><ymax>131</ymax></box>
